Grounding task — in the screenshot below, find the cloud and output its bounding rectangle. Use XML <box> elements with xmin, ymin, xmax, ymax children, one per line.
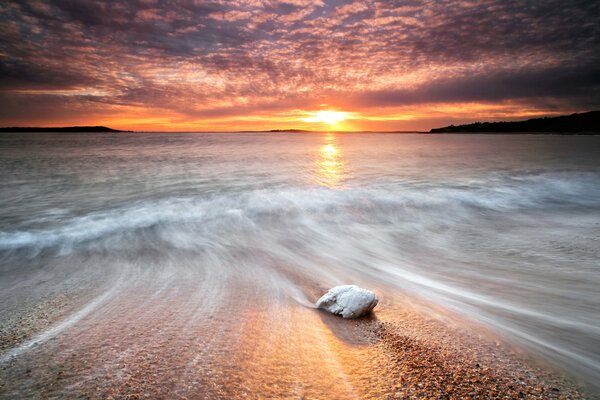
<box><xmin>0</xmin><ymin>0</ymin><xmax>599</xmax><ymax>129</ymax></box>
<box><xmin>354</xmin><ymin>63</ymin><xmax>600</xmax><ymax>108</ymax></box>
<box><xmin>0</xmin><ymin>59</ymin><xmax>99</xmax><ymax>90</ymax></box>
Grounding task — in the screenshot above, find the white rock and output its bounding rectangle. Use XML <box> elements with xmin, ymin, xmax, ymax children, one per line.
<box><xmin>316</xmin><ymin>285</ymin><xmax>378</xmax><ymax>318</ymax></box>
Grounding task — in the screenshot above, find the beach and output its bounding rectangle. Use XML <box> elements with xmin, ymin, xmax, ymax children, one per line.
<box><xmin>1</xmin><ymin>132</ymin><xmax>599</xmax><ymax>398</ymax></box>
<box><xmin>0</xmin><ymin>269</ymin><xmax>585</xmax><ymax>399</ymax></box>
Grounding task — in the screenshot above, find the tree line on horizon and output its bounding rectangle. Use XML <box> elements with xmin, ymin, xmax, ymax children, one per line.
<box><xmin>429</xmin><ymin>111</ymin><xmax>599</xmax><ymax>133</ymax></box>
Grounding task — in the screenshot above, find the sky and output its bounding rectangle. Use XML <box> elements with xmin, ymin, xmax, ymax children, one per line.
<box><xmin>0</xmin><ymin>0</ymin><xmax>599</xmax><ymax>131</ymax></box>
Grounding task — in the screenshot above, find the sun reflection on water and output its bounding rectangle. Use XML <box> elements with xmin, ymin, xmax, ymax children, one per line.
<box><xmin>315</xmin><ymin>133</ymin><xmax>346</xmax><ymax>188</ymax></box>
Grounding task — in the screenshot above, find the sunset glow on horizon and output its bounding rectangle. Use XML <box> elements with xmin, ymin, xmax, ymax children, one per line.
<box><xmin>1</xmin><ymin>1</ymin><xmax>598</xmax><ymax>131</ymax></box>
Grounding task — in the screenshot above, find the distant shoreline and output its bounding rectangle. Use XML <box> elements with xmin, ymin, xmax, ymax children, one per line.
<box><xmin>0</xmin><ymin>126</ymin><xmax>130</xmax><ymax>133</ymax></box>
<box><xmin>2</xmin><ymin>110</ymin><xmax>600</xmax><ymax>135</ymax></box>
<box><xmin>3</xmin><ymin>129</ymin><xmax>600</xmax><ymax>134</ymax></box>
<box><xmin>429</xmin><ymin>111</ymin><xmax>599</xmax><ymax>133</ymax></box>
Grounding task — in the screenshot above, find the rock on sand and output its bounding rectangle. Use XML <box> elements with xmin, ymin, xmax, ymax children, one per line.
<box><xmin>316</xmin><ymin>285</ymin><xmax>378</xmax><ymax>318</ymax></box>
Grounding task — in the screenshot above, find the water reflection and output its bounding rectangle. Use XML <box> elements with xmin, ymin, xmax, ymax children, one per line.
<box><xmin>315</xmin><ymin>133</ymin><xmax>346</xmax><ymax>188</ymax></box>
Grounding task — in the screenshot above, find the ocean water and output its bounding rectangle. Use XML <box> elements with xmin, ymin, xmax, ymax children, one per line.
<box><xmin>0</xmin><ymin>132</ymin><xmax>599</xmax><ymax>389</ymax></box>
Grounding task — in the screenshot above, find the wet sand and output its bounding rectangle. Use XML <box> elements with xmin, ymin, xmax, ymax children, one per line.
<box><xmin>0</xmin><ymin>256</ymin><xmax>589</xmax><ymax>399</ymax></box>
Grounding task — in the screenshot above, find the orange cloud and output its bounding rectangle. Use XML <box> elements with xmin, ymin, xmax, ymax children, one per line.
<box><xmin>0</xmin><ymin>0</ymin><xmax>598</xmax><ymax>131</ymax></box>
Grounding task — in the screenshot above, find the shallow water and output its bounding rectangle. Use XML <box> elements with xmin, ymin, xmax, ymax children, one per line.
<box><xmin>0</xmin><ymin>132</ymin><xmax>599</xmax><ymax>393</ymax></box>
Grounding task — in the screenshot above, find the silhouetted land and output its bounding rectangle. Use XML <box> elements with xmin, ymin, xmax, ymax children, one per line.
<box><xmin>429</xmin><ymin>111</ymin><xmax>600</xmax><ymax>133</ymax></box>
<box><xmin>0</xmin><ymin>126</ymin><xmax>129</xmax><ymax>133</ymax></box>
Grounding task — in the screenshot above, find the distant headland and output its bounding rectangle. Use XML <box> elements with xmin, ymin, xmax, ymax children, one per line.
<box><xmin>265</xmin><ymin>129</ymin><xmax>310</xmax><ymax>132</ymax></box>
<box><xmin>0</xmin><ymin>126</ymin><xmax>130</xmax><ymax>133</ymax></box>
<box><xmin>429</xmin><ymin>111</ymin><xmax>600</xmax><ymax>133</ymax></box>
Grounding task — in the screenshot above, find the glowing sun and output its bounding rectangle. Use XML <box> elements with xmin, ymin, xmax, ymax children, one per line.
<box><xmin>302</xmin><ymin>110</ymin><xmax>351</xmax><ymax>125</ymax></box>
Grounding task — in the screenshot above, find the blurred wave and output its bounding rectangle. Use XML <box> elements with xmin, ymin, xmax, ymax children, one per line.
<box><xmin>2</xmin><ymin>171</ymin><xmax>598</xmax><ymax>252</ymax></box>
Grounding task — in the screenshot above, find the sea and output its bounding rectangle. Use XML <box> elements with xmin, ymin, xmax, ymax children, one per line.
<box><xmin>0</xmin><ymin>131</ymin><xmax>599</xmax><ymax>390</ymax></box>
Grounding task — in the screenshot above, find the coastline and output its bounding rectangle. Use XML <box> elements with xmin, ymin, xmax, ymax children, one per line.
<box><xmin>1</xmin><ymin>132</ymin><xmax>598</xmax><ymax>399</ymax></box>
